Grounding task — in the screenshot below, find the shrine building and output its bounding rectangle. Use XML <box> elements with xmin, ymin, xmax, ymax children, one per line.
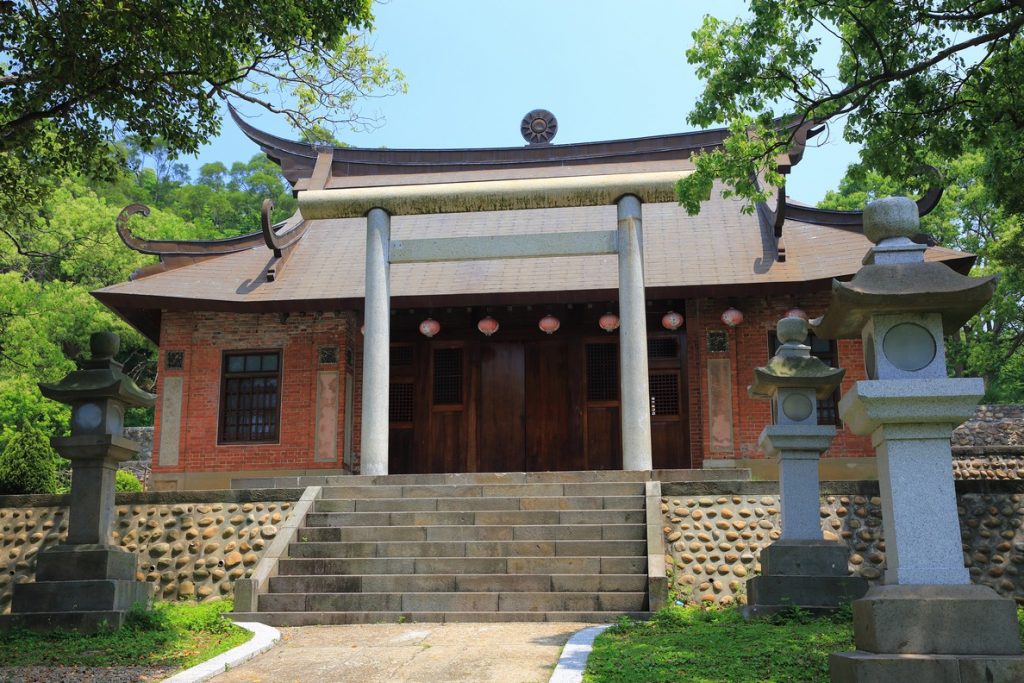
<box><xmin>93</xmin><ymin>110</ymin><xmax>970</xmax><ymax>490</ymax></box>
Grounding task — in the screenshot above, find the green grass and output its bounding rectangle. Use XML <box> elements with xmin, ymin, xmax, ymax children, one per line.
<box><xmin>585</xmin><ymin>605</ymin><xmax>1024</xmax><ymax>683</ymax></box>
<box><xmin>0</xmin><ymin>600</ymin><xmax>251</xmax><ymax>671</ymax></box>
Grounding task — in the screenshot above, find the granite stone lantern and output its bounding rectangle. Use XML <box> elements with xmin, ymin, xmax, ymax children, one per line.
<box><xmin>744</xmin><ymin>315</ymin><xmax>867</xmax><ymax>615</ymax></box>
<box><xmin>1</xmin><ymin>331</ymin><xmax>156</xmax><ymax>632</ymax></box>
<box><xmin>812</xmin><ymin>197</ymin><xmax>1024</xmax><ymax>681</ymax></box>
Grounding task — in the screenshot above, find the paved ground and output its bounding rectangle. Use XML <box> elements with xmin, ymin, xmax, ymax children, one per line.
<box><xmin>213</xmin><ymin>622</ymin><xmax>594</xmax><ymax>683</ymax></box>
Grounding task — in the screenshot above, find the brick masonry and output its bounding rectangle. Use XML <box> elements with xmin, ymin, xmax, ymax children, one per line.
<box><xmin>152</xmin><ymin>296</ymin><xmax>875</xmax><ymax>482</ymax></box>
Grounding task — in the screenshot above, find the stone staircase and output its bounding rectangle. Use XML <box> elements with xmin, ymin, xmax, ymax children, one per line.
<box><xmin>231</xmin><ymin>472</ymin><xmax>696</xmax><ymax>625</ymax></box>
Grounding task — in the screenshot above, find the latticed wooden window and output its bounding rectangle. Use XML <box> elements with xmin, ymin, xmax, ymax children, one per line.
<box><xmin>649</xmin><ymin>373</ymin><xmax>680</xmax><ymax>416</ymax></box>
<box><xmin>220</xmin><ymin>352</ymin><xmax>281</xmax><ymax>443</ymax></box>
<box><xmin>390</xmin><ymin>382</ymin><xmax>414</xmax><ymax>423</ymax></box>
<box><xmin>647</xmin><ymin>337</ymin><xmax>678</xmax><ymax>360</ymax></box>
<box><xmin>432</xmin><ymin>348</ymin><xmax>463</xmax><ymax>405</ymax></box>
<box><xmin>391</xmin><ymin>345</ymin><xmax>414</xmax><ymax>368</ymax></box>
<box><xmin>586</xmin><ymin>344</ymin><xmax>619</xmax><ymax>402</ymax></box>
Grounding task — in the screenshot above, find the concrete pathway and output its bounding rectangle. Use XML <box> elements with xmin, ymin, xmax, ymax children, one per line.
<box><xmin>212</xmin><ymin>622</ymin><xmax>596</xmax><ymax>683</ymax></box>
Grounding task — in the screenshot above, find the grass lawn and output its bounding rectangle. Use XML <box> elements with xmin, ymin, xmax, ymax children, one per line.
<box><xmin>584</xmin><ymin>605</ymin><xmax>1024</xmax><ymax>683</ymax></box>
<box><xmin>0</xmin><ymin>599</ymin><xmax>251</xmax><ymax>671</ymax></box>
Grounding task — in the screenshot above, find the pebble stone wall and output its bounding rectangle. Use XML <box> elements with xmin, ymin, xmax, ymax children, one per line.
<box><xmin>662</xmin><ymin>481</ymin><xmax>1024</xmax><ymax>608</ymax></box>
<box><xmin>0</xmin><ymin>492</ymin><xmax>297</xmax><ymax>614</ymax></box>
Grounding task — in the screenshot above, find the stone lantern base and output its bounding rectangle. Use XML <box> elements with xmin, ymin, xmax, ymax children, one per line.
<box><xmin>744</xmin><ymin>540</ymin><xmax>868</xmax><ymax>616</ymax></box>
<box><xmin>830</xmin><ymin>584</ymin><xmax>1024</xmax><ymax>682</ymax></box>
<box><xmin>0</xmin><ymin>544</ymin><xmax>152</xmax><ymax>633</ymax></box>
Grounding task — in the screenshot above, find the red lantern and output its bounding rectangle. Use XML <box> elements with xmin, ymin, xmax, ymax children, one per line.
<box><xmin>360</xmin><ymin>324</ymin><xmax>364</xmax><ymax>335</ymax></box>
<box><xmin>661</xmin><ymin>311</ymin><xmax>684</xmax><ymax>331</ymax></box>
<box><xmin>477</xmin><ymin>316</ymin><xmax>499</xmax><ymax>336</ymax></box>
<box><xmin>598</xmin><ymin>312</ymin><xmax>620</xmax><ymax>332</ymax></box>
<box><xmin>785</xmin><ymin>308</ymin><xmax>808</xmax><ymax>320</ymax></box>
<box><xmin>538</xmin><ymin>314</ymin><xmax>561</xmax><ymax>334</ymax></box>
<box><xmin>721</xmin><ymin>307</ymin><xmax>744</xmax><ymax>327</ymax></box>
<box><xmin>418</xmin><ymin>318</ymin><xmax>441</xmax><ymax>338</ymax></box>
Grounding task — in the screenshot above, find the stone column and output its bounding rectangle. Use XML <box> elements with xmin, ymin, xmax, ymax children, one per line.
<box><xmin>745</xmin><ymin>316</ymin><xmax>866</xmax><ymax>616</ymax></box>
<box><xmin>813</xmin><ymin>197</ymin><xmax>1024</xmax><ymax>680</ymax></box>
<box><xmin>361</xmin><ymin>207</ymin><xmax>391</xmax><ymax>476</ymax></box>
<box><xmin>0</xmin><ymin>332</ymin><xmax>155</xmax><ymax>632</ymax></box>
<box><xmin>616</xmin><ymin>194</ymin><xmax>653</xmax><ymax>471</ymax></box>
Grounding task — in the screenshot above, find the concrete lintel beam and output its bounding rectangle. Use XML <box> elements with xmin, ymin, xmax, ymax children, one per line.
<box><xmin>298</xmin><ymin>170</ymin><xmax>688</xmax><ymax>219</ymax></box>
<box><xmin>389</xmin><ymin>230</ymin><xmax>618</xmax><ymax>264</ymax></box>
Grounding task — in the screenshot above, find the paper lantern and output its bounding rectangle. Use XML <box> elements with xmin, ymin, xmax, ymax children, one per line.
<box><xmin>418</xmin><ymin>318</ymin><xmax>441</xmax><ymax>338</ymax></box>
<box><xmin>598</xmin><ymin>312</ymin><xmax>620</xmax><ymax>332</ymax></box>
<box><xmin>661</xmin><ymin>311</ymin><xmax>684</xmax><ymax>331</ymax></box>
<box><xmin>477</xmin><ymin>316</ymin><xmax>500</xmax><ymax>336</ymax></box>
<box><xmin>538</xmin><ymin>314</ymin><xmax>561</xmax><ymax>334</ymax></box>
<box><xmin>721</xmin><ymin>307</ymin><xmax>744</xmax><ymax>327</ymax></box>
<box><xmin>785</xmin><ymin>308</ymin><xmax>808</xmax><ymax>321</ymax></box>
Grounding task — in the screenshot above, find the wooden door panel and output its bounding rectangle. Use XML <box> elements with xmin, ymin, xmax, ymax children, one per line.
<box><xmin>429</xmin><ymin>411</ymin><xmax>466</xmax><ymax>473</ymax></box>
<box><xmin>652</xmin><ymin>421</ymin><xmax>689</xmax><ymax>469</ymax></box>
<box><xmin>525</xmin><ymin>341</ymin><xmax>574</xmax><ymax>471</ymax></box>
<box><xmin>586</xmin><ymin>406</ymin><xmax>621</xmax><ymax>470</ymax></box>
<box><xmin>478</xmin><ymin>343</ymin><xmax>525</xmax><ymax>472</ymax></box>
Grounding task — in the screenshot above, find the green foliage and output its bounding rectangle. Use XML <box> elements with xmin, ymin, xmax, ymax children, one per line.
<box><xmin>0</xmin><ymin>422</ymin><xmax>61</xmax><ymax>495</ymax></box>
<box><xmin>586</xmin><ymin>605</ymin><xmax>857</xmax><ymax>683</ymax></box>
<box><xmin>116</xmin><ymin>469</ymin><xmax>144</xmax><ymax>493</ymax></box>
<box><xmin>0</xmin><ymin>600</ymin><xmax>249</xmax><ymax>669</ymax></box>
<box><xmin>820</xmin><ymin>153</ymin><xmax>1024</xmax><ymax>400</ymax></box>
<box><xmin>679</xmin><ymin>2</ymin><xmax>1024</xmax><ymax>225</ymax></box>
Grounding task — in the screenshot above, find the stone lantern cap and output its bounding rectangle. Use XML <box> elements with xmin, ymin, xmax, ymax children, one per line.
<box><xmin>812</xmin><ymin>197</ymin><xmax>996</xmax><ymax>340</ymax></box>
<box><xmin>38</xmin><ymin>332</ymin><xmax>155</xmax><ymax>408</ymax></box>
<box><xmin>750</xmin><ymin>316</ymin><xmax>845</xmax><ymax>400</ymax></box>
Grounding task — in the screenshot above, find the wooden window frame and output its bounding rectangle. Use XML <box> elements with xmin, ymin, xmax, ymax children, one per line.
<box><xmin>218</xmin><ymin>349</ymin><xmax>283</xmax><ymax>445</ymax></box>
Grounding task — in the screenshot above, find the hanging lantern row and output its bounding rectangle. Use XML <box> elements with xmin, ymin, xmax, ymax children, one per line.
<box><xmin>661</xmin><ymin>311</ymin><xmax>684</xmax><ymax>331</ymax></box>
<box><xmin>418</xmin><ymin>317</ymin><xmax>441</xmax><ymax>338</ymax></box>
<box><xmin>538</xmin><ymin>314</ymin><xmax>561</xmax><ymax>335</ymax></box>
<box><xmin>721</xmin><ymin>307</ymin><xmax>744</xmax><ymax>327</ymax></box>
<box><xmin>477</xmin><ymin>316</ymin><xmax>499</xmax><ymax>337</ymax></box>
<box><xmin>369</xmin><ymin>310</ymin><xmax>689</xmax><ymax>337</ymax></box>
<box><xmin>599</xmin><ymin>312</ymin><xmax>620</xmax><ymax>332</ymax></box>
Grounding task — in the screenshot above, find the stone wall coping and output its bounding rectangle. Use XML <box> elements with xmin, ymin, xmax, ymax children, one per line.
<box><xmin>661</xmin><ymin>479</ymin><xmax>1024</xmax><ymax>496</ymax></box>
<box><xmin>233</xmin><ymin>486</ymin><xmax>322</xmax><ymax>613</ymax></box>
<box><xmin>644</xmin><ymin>480</ymin><xmax>667</xmax><ymax>612</ymax></box>
<box><xmin>0</xmin><ymin>488</ymin><xmax>305</xmax><ymax>509</ymax></box>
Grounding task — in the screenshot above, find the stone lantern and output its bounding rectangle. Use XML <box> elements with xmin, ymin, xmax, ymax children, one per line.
<box><xmin>2</xmin><ymin>331</ymin><xmax>156</xmax><ymax>631</ymax></box>
<box><xmin>744</xmin><ymin>315</ymin><xmax>867</xmax><ymax>615</ymax></box>
<box><xmin>812</xmin><ymin>198</ymin><xmax>1024</xmax><ymax>680</ymax></box>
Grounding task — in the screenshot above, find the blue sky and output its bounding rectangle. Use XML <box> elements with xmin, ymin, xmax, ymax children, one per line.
<box><xmin>194</xmin><ymin>0</ymin><xmax>859</xmax><ymax>204</ymax></box>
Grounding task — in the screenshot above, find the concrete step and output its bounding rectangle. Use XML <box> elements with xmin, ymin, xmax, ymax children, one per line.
<box><xmin>305</xmin><ymin>509</ymin><xmax>645</xmax><ymax>527</ymax></box>
<box><xmin>258</xmin><ymin>591</ymin><xmax>648</xmax><ymax>613</ymax></box>
<box><xmin>231</xmin><ymin>610</ymin><xmax>651</xmax><ymax>626</ymax></box>
<box><xmin>297</xmin><ymin>523</ymin><xmax>644</xmax><ymax>543</ymax></box>
<box><xmin>319</xmin><ymin>482</ymin><xmax>645</xmax><ymax>499</ymax></box>
<box><xmin>232</xmin><ymin>468</ymin><xmax>752</xmax><ymax>489</ymax></box>
<box><xmin>313</xmin><ymin>495</ymin><xmax>644</xmax><ymax>513</ymax></box>
<box><xmin>287</xmin><ymin>539</ymin><xmax>647</xmax><ymax>559</ymax></box>
<box><xmin>277</xmin><ymin>555</ymin><xmax>646</xmax><ymax>576</ymax></box>
<box><xmin>267</xmin><ymin>573</ymin><xmax>648</xmax><ymax>594</ymax></box>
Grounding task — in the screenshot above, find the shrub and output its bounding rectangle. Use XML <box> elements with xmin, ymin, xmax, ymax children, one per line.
<box><xmin>0</xmin><ymin>423</ymin><xmax>61</xmax><ymax>495</ymax></box>
<box><xmin>115</xmin><ymin>469</ymin><xmax>143</xmax><ymax>492</ymax></box>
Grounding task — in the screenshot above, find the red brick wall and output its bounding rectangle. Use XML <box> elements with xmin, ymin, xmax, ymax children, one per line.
<box><xmin>688</xmin><ymin>294</ymin><xmax>873</xmax><ymax>466</ymax></box>
<box><xmin>153</xmin><ymin>311</ymin><xmax>357</xmax><ymax>475</ymax></box>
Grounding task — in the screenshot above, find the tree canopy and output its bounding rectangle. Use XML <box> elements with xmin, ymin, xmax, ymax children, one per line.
<box><xmin>676</xmin><ymin>1</ymin><xmax>1024</xmax><ymax>221</ymax></box>
<box><xmin>0</xmin><ymin>0</ymin><xmax>404</xmax><ymax>260</ymax></box>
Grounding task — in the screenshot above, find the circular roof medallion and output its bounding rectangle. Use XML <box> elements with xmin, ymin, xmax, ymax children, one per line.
<box><xmin>521</xmin><ymin>109</ymin><xmax>558</xmax><ymax>144</ymax></box>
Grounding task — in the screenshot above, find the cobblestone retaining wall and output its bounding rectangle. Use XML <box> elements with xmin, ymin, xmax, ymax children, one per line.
<box><xmin>0</xmin><ymin>489</ymin><xmax>301</xmax><ymax>614</ymax></box>
<box><xmin>661</xmin><ymin>481</ymin><xmax>1024</xmax><ymax>608</ymax></box>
